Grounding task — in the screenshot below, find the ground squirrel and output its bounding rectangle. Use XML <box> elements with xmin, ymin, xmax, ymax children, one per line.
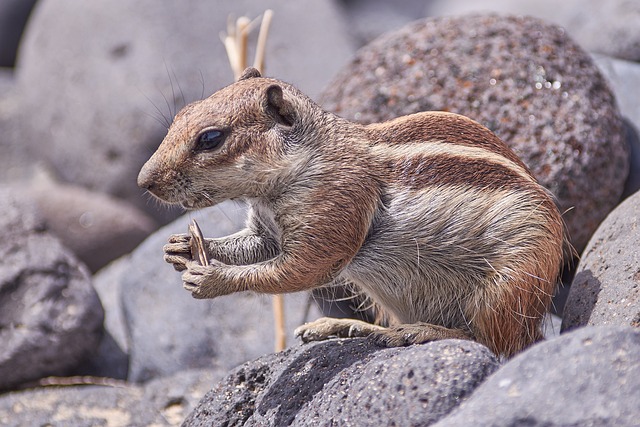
<box><xmin>138</xmin><ymin>67</ymin><xmax>566</xmax><ymax>357</ymax></box>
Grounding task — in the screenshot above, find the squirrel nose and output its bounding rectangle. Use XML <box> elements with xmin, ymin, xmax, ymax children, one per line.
<box><xmin>137</xmin><ymin>163</ymin><xmax>155</xmax><ymax>190</ymax></box>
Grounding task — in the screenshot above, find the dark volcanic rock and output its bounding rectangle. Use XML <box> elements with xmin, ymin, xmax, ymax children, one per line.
<box><xmin>434</xmin><ymin>326</ymin><xmax>640</xmax><ymax>427</ymax></box>
<box><xmin>562</xmin><ymin>189</ymin><xmax>640</xmax><ymax>332</ymax></box>
<box><xmin>185</xmin><ymin>338</ymin><xmax>499</xmax><ymax>426</ymax></box>
<box><xmin>0</xmin><ymin>188</ymin><xmax>104</xmax><ymax>391</ymax></box>
<box><xmin>321</xmin><ymin>14</ymin><xmax>628</xmax><ymax>251</ymax></box>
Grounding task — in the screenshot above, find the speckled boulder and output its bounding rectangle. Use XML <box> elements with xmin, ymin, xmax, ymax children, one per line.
<box><xmin>321</xmin><ymin>14</ymin><xmax>629</xmax><ymax>251</ymax></box>
<box><xmin>184</xmin><ymin>339</ymin><xmax>499</xmax><ymax>426</ymax></box>
<box><xmin>562</xmin><ymin>189</ymin><xmax>640</xmax><ymax>332</ymax></box>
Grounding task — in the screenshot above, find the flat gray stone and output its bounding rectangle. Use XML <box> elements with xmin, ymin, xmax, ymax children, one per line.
<box><xmin>321</xmin><ymin>14</ymin><xmax>628</xmax><ymax>251</ymax></box>
<box><xmin>434</xmin><ymin>326</ymin><xmax>640</xmax><ymax>427</ymax></box>
<box><xmin>562</xmin><ymin>189</ymin><xmax>640</xmax><ymax>332</ymax></box>
<box><xmin>185</xmin><ymin>338</ymin><xmax>499</xmax><ymax>426</ymax></box>
<box><xmin>0</xmin><ymin>188</ymin><xmax>104</xmax><ymax>391</ymax></box>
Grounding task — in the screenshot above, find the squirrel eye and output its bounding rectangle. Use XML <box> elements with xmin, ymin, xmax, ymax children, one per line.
<box><xmin>195</xmin><ymin>129</ymin><xmax>225</xmax><ymax>151</ymax></box>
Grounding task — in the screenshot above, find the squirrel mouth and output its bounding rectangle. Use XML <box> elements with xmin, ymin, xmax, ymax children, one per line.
<box><xmin>180</xmin><ymin>197</ymin><xmax>214</xmax><ymax>210</ymax></box>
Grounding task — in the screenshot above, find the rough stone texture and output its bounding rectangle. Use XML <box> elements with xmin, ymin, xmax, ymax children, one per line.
<box><xmin>320</xmin><ymin>14</ymin><xmax>628</xmax><ymax>251</ymax></box>
<box><xmin>562</xmin><ymin>190</ymin><xmax>640</xmax><ymax>332</ymax></box>
<box><xmin>185</xmin><ymin>338</ymin><xmax>499</xmax><ymax>426</ymax></box>
<box><xmin>428</xmin><ymin>0</ymin><xmax>640</xmax><ymax>62</ymax></box>
<box><xmin>13</xmin><ymin>0</ymin><xmax>354</xmax><ymax>223</ymax></box>
<box><xmin>23</xmin><ymin>169</ymin><xmax>157</xmax><ymax>272</ymax></box>
<box><xmin>92</xmin><ymin>201</ymin><xmax>321</xmax><ymax>383</ymax></box>
<box><xmin>434</xmin><ymin>326</ymin><xmax>640</xmax><ymax>427</ymax></box>
<box><xmin>0</xmin><ymin>188</ymin><xmax>104</xmax><ymax>391</ymax></box>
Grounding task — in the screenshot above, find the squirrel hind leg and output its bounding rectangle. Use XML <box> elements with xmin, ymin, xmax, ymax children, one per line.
<box><xmin>295</xmin><ymin>317</ymin><xmax>385</xmax><ymax>343</ymax></box>
<box><xmin>369</xmin><ymin>322</ymin><xmax>472</xmax><ymax>348</ymax></box>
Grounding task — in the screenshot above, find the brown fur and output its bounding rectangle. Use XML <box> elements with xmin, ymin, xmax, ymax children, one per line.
<box><xmin>138</xmin><ymin>68</ymin><xmax>567</xmax><ymax>357</ymax></box>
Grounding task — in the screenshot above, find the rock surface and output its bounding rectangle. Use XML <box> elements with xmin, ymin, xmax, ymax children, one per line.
<box><xmin>13</xmin><ymin>0</ymin><xmax>354</xmax><ymax>223</ymax></box>
<box><xmin>0</xmin><ymin>188</ymin><xmax>104</xmax><ymax>391</ymax></box>
<box><xmin>91</xmin><ymin>201</ymin><xmax>321</xmax><ymax>383</ymax></box>
<box><xmin>434</xmin><ymin>326</ymin><xmax>640</xmax><ymax>427</ymax></box>
<box><xmin>0</xmin><ymin>0</ymin><xmax>37</xmax><ymax>67</ymax></box>
<box><xmin>185</xmin><ymin>338</ymin><xmax>499</xmax><ymax>426</ymax></box>
<box><xmin>428</xmin><ymin>0</ymin><xmax>640</xmax><ymax>62</ymax></box>
<box><xmin>0</xmin><ymin>367</ymin><xmax>224</xmax><ymax>427</ymax></box>
<box><xmin>321</xmin><ymin>14</ymin><xmax>628</xmax><ymax>251</ymax></box>
<box><xmin>562</xmin><ymin>189</ymin><xmax>640</xmax><ymax>332</ymax></box>
<box><xmin>17</xmin><ymin>168</ymin><xmax>157</xmax><ymax>272</ymax></box>
<box><xmin>592</xmin><ymin>54</ymin><xmax>640</xmax><ymax>198</ymax></box>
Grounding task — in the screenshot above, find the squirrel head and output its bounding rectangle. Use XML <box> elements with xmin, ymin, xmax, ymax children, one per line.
<box><xmin>137</xmin><ymin>68</ymin><xmax>311</xmax><ymax>209</ymax></box>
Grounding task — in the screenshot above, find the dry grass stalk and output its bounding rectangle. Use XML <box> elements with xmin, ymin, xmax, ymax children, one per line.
<box><xmin>218</xmin><ymin>10</ymin><xmax>286</xmax><ymax>352</ymax></box>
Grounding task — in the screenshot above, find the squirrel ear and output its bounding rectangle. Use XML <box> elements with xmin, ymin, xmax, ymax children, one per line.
<box><xmin>238</xmin><ymin>67</ymin><xmax>261</xmax><ymax>81</ymax></box>
<box><xmin>265</xmin><ymin>84</ymin><xmax>296</xmax><ymax>127</ymax></box>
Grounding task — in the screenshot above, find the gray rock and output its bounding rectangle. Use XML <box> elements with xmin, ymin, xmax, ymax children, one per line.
<box><xmin>434</xmin><ymin>326</ymin><xmax>640</xmax><ymax>427</ymax></box>
<box><xmin>0</xmin><ymin>385</ymin><xmax>156</xmax><ymax>427</ymax></box>
<box><xmin>0</xmin><ymin>72</ymin><xmax>32</xmax><ymax>184</ymax></box>
<box><xmin>0</xmin><ymin>68</ymin><xmax>14</xmax><ymax>95</ymax></box>
<box><xmin>337</xmin><ymin>0</ymin><xmax>427</xmax><ymax>47</ymax></box>
<box><xmin>23</xmin><ymin>169</ymin><xmax>157</xmax><ymax>272</ymax></box>
<box><xmin>427</xmin><ymin>0</ymin><xmax>640</xmax><ymax>62</ymax></box>
<box><xmin>143</xmin><ymin>368</ymin><xmax>227</xmax><ymax>425</ymax></box>
<box><xmin>562</xmin><ymin>189</ymin><xmax>640</xmax><ymax>332</ymax></box>
<box><xmin>0</xmin><ymin>188</ymin><xmax>104</xmax><ymax>391</ymax></box>
<box><xmin>87</xmin><ymin>254</ymin><xmax>131</xmax><ymax>379</ymax></box>
<box><xmin>14</xmin><ymin>0</ymin><xmax>354</xmax><ymax>223</ymax></box>
<box><xmin>592</xmin><ymin>54</ymin><xmax>640</xmax><ymax>197</ymax></box>
<box><xmin>0</xmin><ymin>0</ymin><xmax>37</xmax><ymax>67</ymax></box>
<box><xmin>185</xmin><ymin>338</ymin><xmax>499</xmax><ymax>426</ymax></box>
<box><xmin>320</xmin><ymin>14</ymin><xmax>628</xmax><ymax>251</ymax></box>
<box><xmin>0</xmin><ymin>367</ymin><xmax>225</xmax><ymax>426</ymax></box>
<box><xmin>93</xmin><ymin>201</ymin><xmax>321</xmax><ymax>383</ymax></box>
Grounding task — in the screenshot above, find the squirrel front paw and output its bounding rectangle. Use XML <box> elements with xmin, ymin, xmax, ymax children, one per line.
<box><xmin>181</xmin><ymin>260</ymin><xmax>234</xmax><ymax>299</ymax></box>
<box><xmin>163</xmin><ymin>233</ymin><xmax>193</xmax><ymax>271</ymax></box>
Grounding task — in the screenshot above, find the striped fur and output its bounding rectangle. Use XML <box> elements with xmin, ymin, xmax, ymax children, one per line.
<box><xmin>138</xmin><ymin>69</ymin><xmax>566</xmax><ymax>357</ymax></box>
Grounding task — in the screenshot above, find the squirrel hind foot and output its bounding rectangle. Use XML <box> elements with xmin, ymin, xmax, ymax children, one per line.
<box><xmin>295</xmin><ymin>317</ymin><xmax>385</xmax><ymax>343</ymax></box>
<box><xmin>369</xmin><ymin>322</ymin><xmax>472</xmax><ymax>348</ymax></box>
